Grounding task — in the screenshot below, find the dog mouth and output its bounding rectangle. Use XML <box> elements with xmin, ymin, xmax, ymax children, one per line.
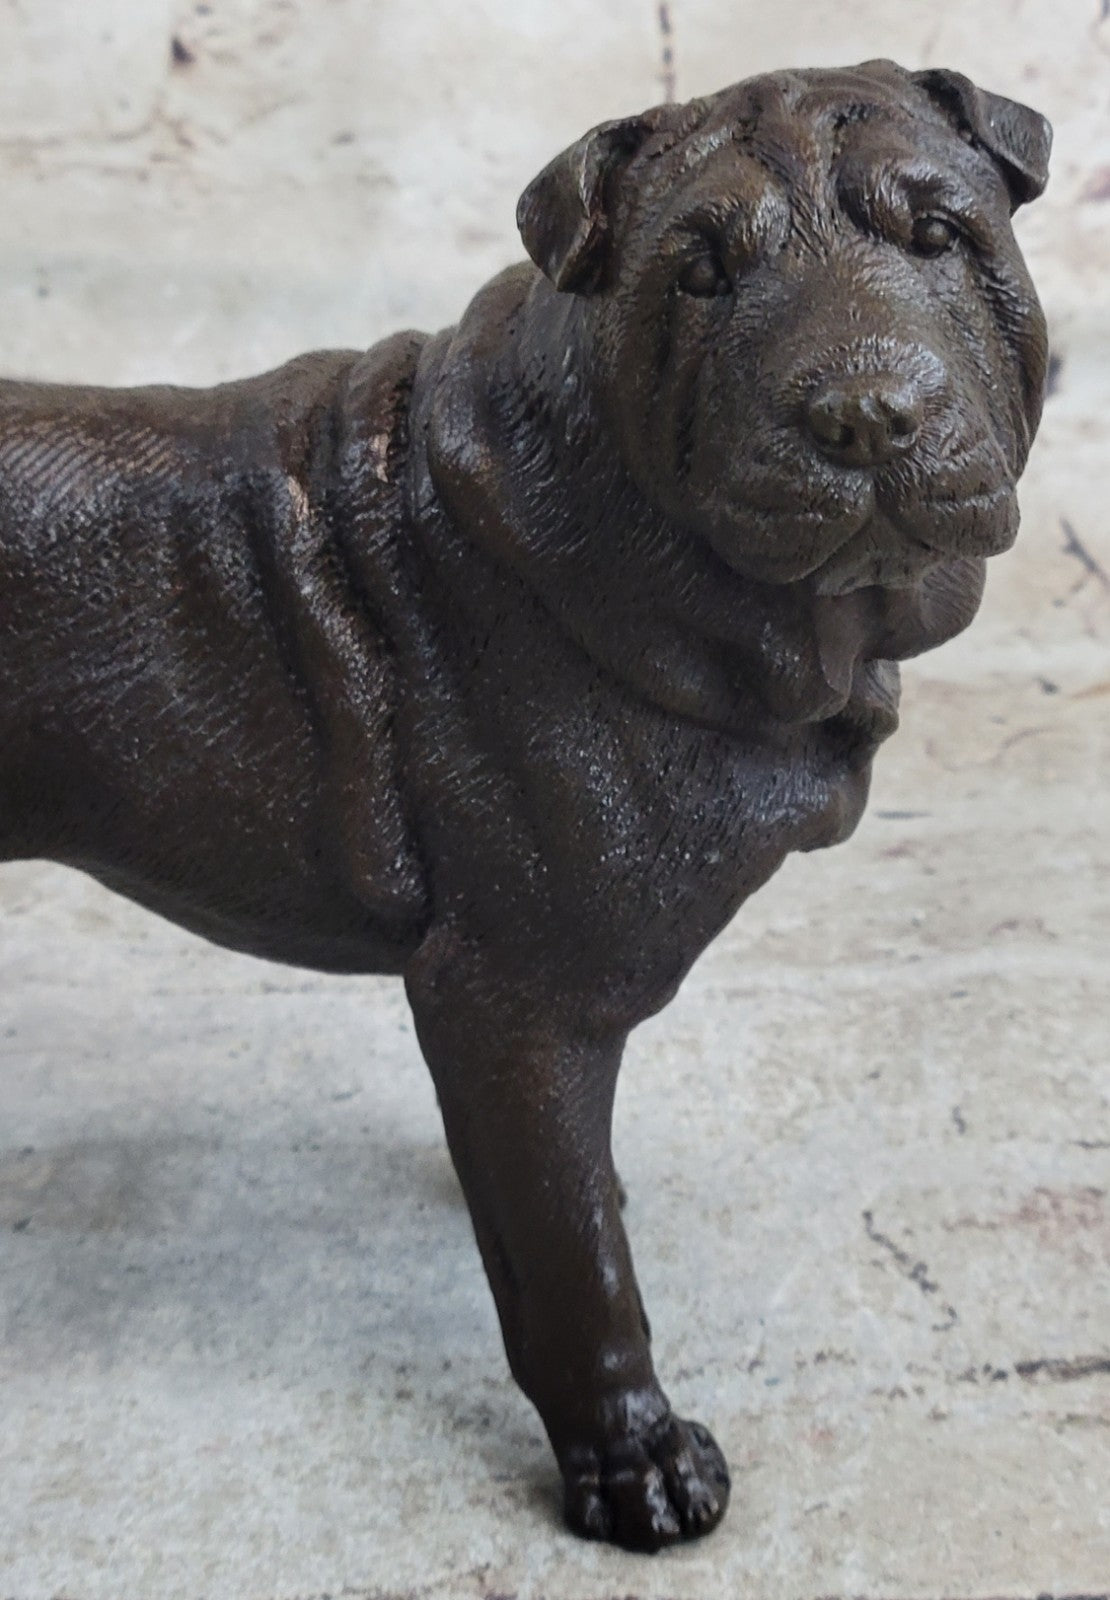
<box><xmin>810</xmin><ymin>542</ymin><xmax>936</xmax><ymax>596</ymax></box>
<box><xmin>805</xmin><ymin>485</ymin><xmax>1019</xmax><ymax>597</ymax></box>
<box><xmin>704</xmin><ymin>440</ymin><xmax>1018</xmax><ymax>589</ymax></box>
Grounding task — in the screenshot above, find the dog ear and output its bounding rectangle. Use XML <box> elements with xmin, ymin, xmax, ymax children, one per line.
<box><xmin>516</xmin><ymin>113</ymin><xmax>660</xmax><ymax>293</ymax></box>
<box><xmin>912</xmin><ymin>67</ymin><xmax>1052</xmax><ymax>208</ymax></box>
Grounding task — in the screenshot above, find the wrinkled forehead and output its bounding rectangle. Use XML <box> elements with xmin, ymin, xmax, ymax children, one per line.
<box><xmin>699</xmin><ymin>64</ymin><xmax>964</xmax><ymax>159</ymax></box>
<box><xmin>628</xmin><ymin>65</ymin><xmax>1002</xmax><ymax>218</ymax></box>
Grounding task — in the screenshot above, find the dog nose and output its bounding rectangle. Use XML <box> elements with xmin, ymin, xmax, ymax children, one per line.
<box><xmin>804</xmin><ymin>375</ymin><xmax>924</xmax><ymax>468</ymax></box>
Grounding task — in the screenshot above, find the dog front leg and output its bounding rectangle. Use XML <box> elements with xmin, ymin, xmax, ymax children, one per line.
<box><xmin>405</xmin><ymin>933</ymin><xmax>730</xmax><ymax>1550</ymax></box>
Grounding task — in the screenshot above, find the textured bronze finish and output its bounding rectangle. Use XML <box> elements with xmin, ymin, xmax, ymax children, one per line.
<box><xmin>0</xmin><ymin>61</ymin><xmax>1050</xmax><ymax>1549</ymax></box>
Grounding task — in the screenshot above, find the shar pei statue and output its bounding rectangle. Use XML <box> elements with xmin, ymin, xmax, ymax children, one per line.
<box><xmin>0</xmin><ymin>61</ymin><xmax>1050</xmax><ymax>1549</ymax></box>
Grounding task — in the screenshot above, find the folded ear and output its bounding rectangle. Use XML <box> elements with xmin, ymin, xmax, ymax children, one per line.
<box><xmin>911</xmin><ymin>67</ymin><xmax>1052</xmax><ymax>208</ymax></box>
<box><xmin>516</xmin><ymin>112</ymin><xmax>663</xmax><ymax>293</ymax></box>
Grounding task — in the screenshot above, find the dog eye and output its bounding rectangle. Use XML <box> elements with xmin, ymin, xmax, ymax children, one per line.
<box><xmin>910</xmin><ymin>214</ymin><xmax>959</xmax><ymax>257</ymax></box>
<box><xmin>678</xmin><ymin>253</ymin><xmax>731</xmax><ymax>297</ymax></box>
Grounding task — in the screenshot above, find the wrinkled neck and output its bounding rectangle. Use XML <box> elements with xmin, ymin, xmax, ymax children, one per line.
<box><xmin>417</xmin><ymin>268</ymin><xmax>928</xmax><ymax>733</ymax></box>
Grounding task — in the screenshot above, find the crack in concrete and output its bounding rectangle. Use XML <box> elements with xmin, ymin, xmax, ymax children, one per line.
<box><xmin>1061</xmin><ymin>517</ymin><xmax>1110</xmax><ymax>591</ymax></box>
<box><xmin>957</xmin><ymin>1362</ymin><xmax>1012</xmax><ymax>1384</ymax></box>
<box><xmin>1014</xmin><ymin>1355</ymin><xmax>1110</xmax><ymax>1382</ymax></box>
<box><xmin>656</xmin><ymin>2</ymin><xmax>676</xmax><ymax>102</ymax></box>
<box><xmin>861</xmin><ymin>1210</ymin><xmax>959</xmax><ymax>1330</ymax></box>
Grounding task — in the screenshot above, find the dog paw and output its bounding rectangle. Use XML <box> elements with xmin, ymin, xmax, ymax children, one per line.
<box><xmin>562</xmin><ymin>1414</ymin><xmax>730</xmax><ymax>1550</ymax></box>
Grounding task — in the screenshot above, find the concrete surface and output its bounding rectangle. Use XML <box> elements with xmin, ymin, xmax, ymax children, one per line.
<box><xmin>1</xmin><ymin>3</ymin><xmax>1108</xmax><ymax>1598</ymax></box>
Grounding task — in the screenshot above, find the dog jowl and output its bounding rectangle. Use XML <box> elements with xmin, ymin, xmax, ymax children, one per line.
<box><xmin>0</xmin><ymin>62</ymin><xmax>1049</xmax><ymax>1549</ymax></box>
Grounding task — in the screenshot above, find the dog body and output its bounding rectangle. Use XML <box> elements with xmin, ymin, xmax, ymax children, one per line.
<box><xmin>0</xmin><ymin>345</ymin><xmax>429</xmax><ymax>969</ymax></box>
<box><xmin>0</xmin><ymin>61</ymin><xmax>1049</xmax><ymax>1549</ymax></box>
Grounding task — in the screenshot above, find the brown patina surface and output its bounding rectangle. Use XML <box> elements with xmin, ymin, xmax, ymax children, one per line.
<box><xmin>0</xmin><ymin>61</ymin><xmax>1050</xmax><ymax>1549</ymax></box>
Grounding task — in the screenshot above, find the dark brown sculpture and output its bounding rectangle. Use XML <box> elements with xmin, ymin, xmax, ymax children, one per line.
<box><xmin>0</xmin><ymin>61</ymin><xmax>1050</xmax><ymax>1550</ymax></box>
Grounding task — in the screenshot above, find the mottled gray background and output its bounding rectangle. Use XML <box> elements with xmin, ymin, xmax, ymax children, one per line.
<box><xmin>1</xmin><ymin>4</ymin><xmax>1107</xmax><ymax>1598</ymax></box>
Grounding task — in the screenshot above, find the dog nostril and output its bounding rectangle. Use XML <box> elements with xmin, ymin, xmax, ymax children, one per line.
<box><xmin>804</xmin><ymin>378</ymin><xmax>923</xmax><ymax>466</ymax></box>
<box><xmin>807</xmin><ymin>394</ymin><xmax>857</xmax><ymax>453</ymax></box>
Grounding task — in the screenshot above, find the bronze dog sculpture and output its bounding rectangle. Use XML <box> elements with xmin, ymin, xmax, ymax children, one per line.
<box><xmin>0</xmin><ymin>61</ymin><xmax>1049</xmax><ymax>1549</ymax></box>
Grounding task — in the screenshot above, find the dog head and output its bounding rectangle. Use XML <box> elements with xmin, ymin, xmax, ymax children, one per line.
<box><xmin>517</xmin><ymin>62</ymin><xmax>1050</xmax><ymax>597</ymax></box>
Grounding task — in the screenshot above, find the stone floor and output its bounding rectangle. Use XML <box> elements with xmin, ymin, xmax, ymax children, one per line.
<box><xmin>1</xmin><ymin>3</ymin><xmax>1109</xmax><ymax>1597</ymax></box>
